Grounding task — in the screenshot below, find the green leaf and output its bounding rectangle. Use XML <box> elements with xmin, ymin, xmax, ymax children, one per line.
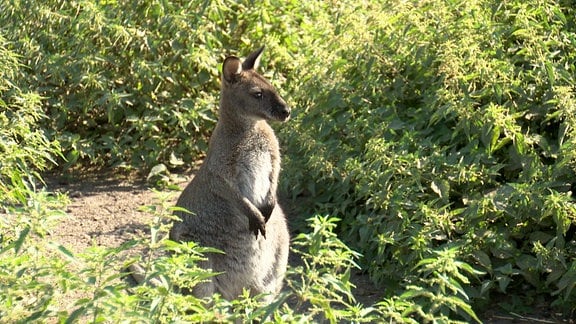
<box><xmin>430</xmin><ymin>180</ymin><xmax>450</xmax><ymax>199</ymax></box>
<box><xmin>444</xmin><ymin>295</ymin><xmax>482</xmax><ymax>323</ymax></box>
<box><xmin>66</xmin><ymin>306</ymin><xmax>87</xmax><ymax>324</ymax></box>
<box><xmin>57</xmin><ymin>244</ymin><xmax>76</xmax><ymax>259</ymax></box>
<box><xmin>169</xmin><ymin>152</ymin><xmax>184</xmax><ymax>166</ymax></box>
<box><xmin>553</xmin><ymin>262</ymin><xmax>576</xmax><ymax>300</ymax></box>
<box><xmin>14</xmin><ymin>226</ymin><xmax>30</xmax><ymax>254</ymax></box>
<box><xmin>471</xmin><ymin>251</ymin><xmax>492</xmax><ymax>272</ymax></box>
<box><xmin>147</xmin><ymin>163</ymin><xmax>168</xmax><ymax>181</ymax></box>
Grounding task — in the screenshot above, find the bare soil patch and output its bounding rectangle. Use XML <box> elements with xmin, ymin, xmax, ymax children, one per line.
<box><xmin>46</xmin><ymin>171</ymin><xmax>186</xmax><ymax>255</ymax></box>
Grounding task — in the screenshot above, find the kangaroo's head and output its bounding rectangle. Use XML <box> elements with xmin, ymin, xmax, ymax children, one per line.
<box><xmin>220</xmin><ymin>47</ymin><xmax>290</xmax><ymax>123</ymax></box>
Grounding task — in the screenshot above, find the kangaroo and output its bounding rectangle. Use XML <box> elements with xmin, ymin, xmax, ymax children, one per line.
<box><xmin>168</xmin><ymin>46</ymin><xmax>290</xmax><ymax>302</ymax></box>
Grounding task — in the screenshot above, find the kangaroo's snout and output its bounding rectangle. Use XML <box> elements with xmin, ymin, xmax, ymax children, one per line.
<box><xmin>275</xmin><ymin>104</ymin><xmax>291</xmax><ymax>122</ymax></box>
<box><xmin>272</xmin><ymin>91</ymin><xmax>290</xmax><ymax>122</ymax></box>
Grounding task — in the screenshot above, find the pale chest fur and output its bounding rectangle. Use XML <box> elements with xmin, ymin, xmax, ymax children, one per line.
<box><xmin>237</xmin><ymin>148</ymin><xmax>273</xmax><ymax>207</ymax></box>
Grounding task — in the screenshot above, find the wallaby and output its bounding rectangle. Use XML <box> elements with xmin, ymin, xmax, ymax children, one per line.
<box><xmin>168</xmin><ymin>46</ymin><xmax>291</xmax><ymax>302</ymax></box>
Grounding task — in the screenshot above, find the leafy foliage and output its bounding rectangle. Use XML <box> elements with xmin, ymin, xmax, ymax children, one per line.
<box><xmin>0</xmin><ymin>38</ymin><xmax>66</xmax><ymax>322</ymax></box>
<box><xmin>1</xmin><ymin>188</ymin><xmax>365</xmax><ymax>322</ymax></box>
<box><xmin>0</xmin><ymin>34</ymin><xmax>61</xmax><ymax>204</ymax></box>
<box><xmin>280</xmin><ymin>0</ymin><xmax>576</xmax><ymax>318</ymax></box>
<box><xmin>1</xmin><ymin>0</ymin><xmax>576</xmax><ymax>322</ymax></box>
<box><xmin>0</xmin><ymin>0</ymin><xmax>312</xmax><ymax>169</ymax></box>
<box><xmin>3</xmin><ymin>0</ymin><xmax>217</xmax><ymax>167</ymax></box>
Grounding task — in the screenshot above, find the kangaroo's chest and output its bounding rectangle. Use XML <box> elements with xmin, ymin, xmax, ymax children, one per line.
<box><xmin>237</xmin><ymin>148</ymin><xmax>272</xmax><ymax>206</ymax></box>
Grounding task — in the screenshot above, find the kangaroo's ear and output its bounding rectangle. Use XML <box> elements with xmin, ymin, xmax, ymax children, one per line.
<box><xmin>222</xmin><ymin>56</ymin><xmax>243</xmax><ymax>83</ymax></box>
<box><xmin>242</xmin><ymin>46</ymin><xmax>265</xmax><ymax>71</ymax></box>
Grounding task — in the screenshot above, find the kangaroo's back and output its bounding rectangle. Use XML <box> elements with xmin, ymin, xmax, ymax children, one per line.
<box><xmin>169</xmin><ymin>46</ymin><xmax>290</xmax><ymax>302</ymax></box>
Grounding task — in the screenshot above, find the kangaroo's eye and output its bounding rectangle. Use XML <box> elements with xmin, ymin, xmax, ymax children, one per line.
<box><xmin>252</xmin><ymin>91</ymin><xmax>263</xmax><ymax>99</ymax></box>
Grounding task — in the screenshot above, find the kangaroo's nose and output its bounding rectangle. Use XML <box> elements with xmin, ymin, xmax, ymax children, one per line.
<box><xmin>278</xmin><ymin>105</ymin><xmax>291</xmax><ymax>121</ymax></box>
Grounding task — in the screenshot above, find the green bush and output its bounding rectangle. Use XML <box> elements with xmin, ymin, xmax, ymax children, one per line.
<box><xmin>0</xmin><ymin>33</ymin><xmax>67</xmax><ymax>321</ymax></box>
<box><xmin>0</xmin><ymin>0</ymin><xmax>317</xmax><ymax>169</ymax></box>
<box><xmin>1</xmin><ymin>0</ymin><xmax>220</xmax><ymax>167</ymax></box>
<box><xmin>2</xmin><ymin>189</ymin><xmax>367</xmax><ymax>322</ymax></box>
<box><xmin>280</xmin><ymin>0</ymin><xmax>576</xmax><ymax>318</ymax></box>
<box><xmin>2</xmin><ymin>0</ymin><xmax>576</xmax><ymax>321</ymax></box>
<box><xmin>0</xmin><ymin>33</ymin><xmax>60</xmax><ymax>204</ymax></box>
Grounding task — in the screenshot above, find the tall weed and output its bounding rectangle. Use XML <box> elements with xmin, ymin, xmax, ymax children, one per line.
<box><xmin>0</xmin><ymin>0</ymin><xmax>303</xmax><ymax>169</ymax></box>
<box><xmin>280</xmin><ymin>0</ymin><xmax>576</xmax><ymax>318</ymax></box>
<box><xmin>1</xmin><ymin>0</ymin><xmax>576</xmax><ymax>321</ymax></box>
<box><xmin>0</xmin><ymin>38</ymin><xmax>67</xmax><ymax>321</ymax></box>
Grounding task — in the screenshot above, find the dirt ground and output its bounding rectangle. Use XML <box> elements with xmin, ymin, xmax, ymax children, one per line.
<box><xmin>46</xmin><ymin>171</ymin><xmax>178</xmax><ymax>257</ymax></box>
<box><xmin>45</xmin><ymin>171</ymin><xmax>573</xmax><ymax>323</ymax></box>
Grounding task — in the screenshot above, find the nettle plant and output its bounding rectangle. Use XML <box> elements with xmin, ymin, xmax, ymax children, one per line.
<box><xmin>67</xmin><ymin>210</ymin><xmax>373</xmax><ymax>323</ymax></box>
<box><xmin>0</xmin><ymin>0</ymin><xmax>304</xmax><ymax>170</ymax></box>
<box><xmin>1</xmin><ymin>0</ymin><xmax>216</xmax><ymax>168</ymax></box>
<box><xmin>2</xmin><ymin>185</ymin><xmax>368</xmax><ymax>322</ymax></box>
<box><xmin>280</xmin><ymin>0</ymin><xmax>576</xmax><ymax>319</ymax></box>
<box><xmin>2</xmin><ymin>0</ymin><xmax>576</xmax><ymax>321</ymax></box>
<box><xmin>0</xmin><ymin>34</ymin><xmax>67</xmax><ymax>322</ymax></box>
